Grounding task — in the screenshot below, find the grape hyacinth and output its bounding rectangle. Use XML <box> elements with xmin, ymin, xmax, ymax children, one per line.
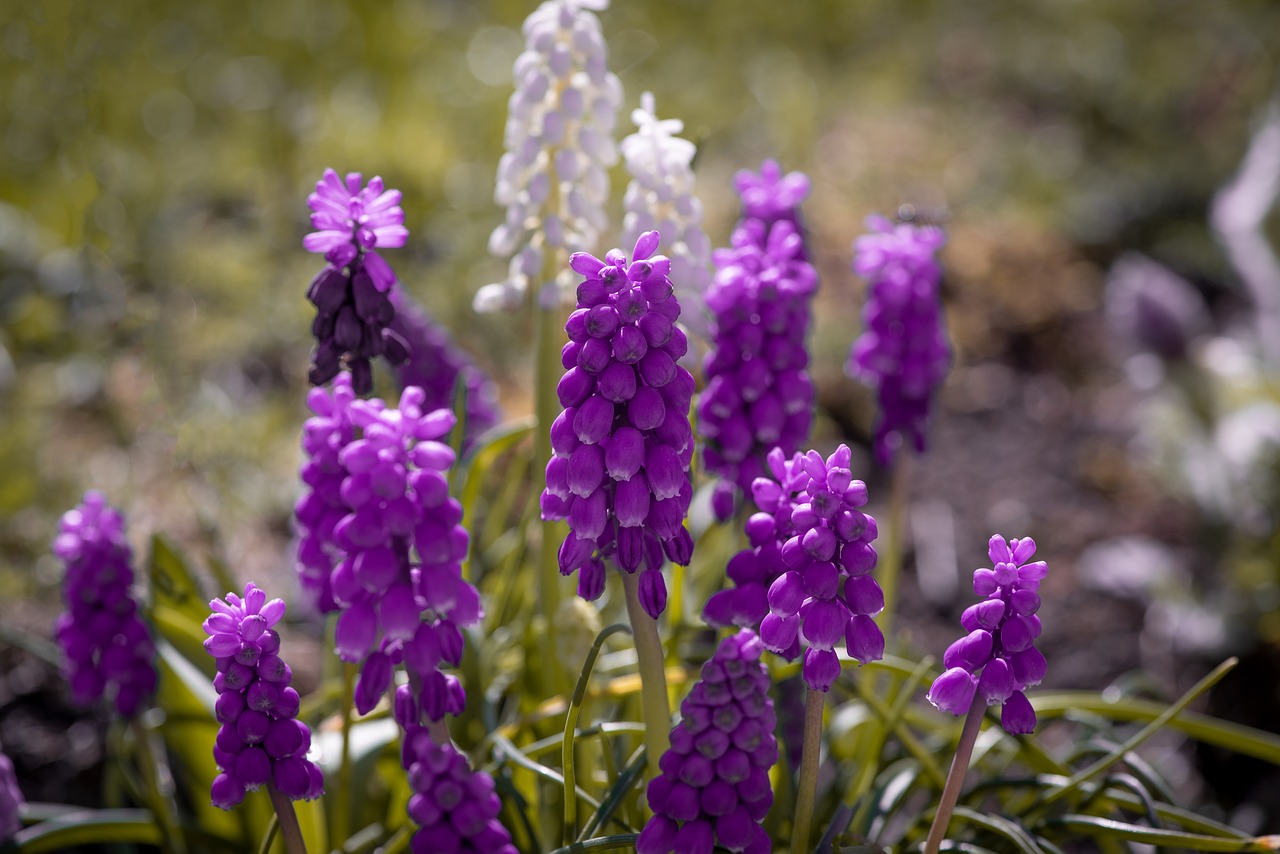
<box><xmin>847</xmin><ymin>215</ymin><xmax>949</xmax><ymax>466</ymax></box>
<box><xmin>203</xmin><ymin>583</ymin><xmax>323</xmax><ymax>809</ymax></box>
<box><xmin>0</xmin><ymin>740</ymin><xmax>22</xmax><ymax>842</ymax></box>
<box><xmin>699</xmin><ymin>163</ymin><xmax>817</xmax><ymax>520</ymax></box>
<box><xmin>304</xmin><ymin>168</ymin><xmax>411</xmax><ymax>394</ymax></box>
<box><xmin>926</xmin><ymin>535</ymin><xmax>1048</xmax><ymax>734</ymax></box>
<box><xmin>636</xmin><ymin>630</ymin><xmax>776</xmax><ymax>854</ymax></box>
<box><xmin>539</xmin><ymin>230</ymin><xmax>696</xmax><ymax>617</ymax></box>
<box><xmin>619</xmin><ymin>92</ymin><xmax>712</xmax><ymax>340</ymax></box>
<box><xmin>51</xmin><ymin>491</ymin><xmax>157</xmax><ymax>718</ymax></box>
<box><xmin>389</xmin><ymin>288</ymin><xmax>502</xmax><ymax>452</ymax></box>
<box><xmin>478</xmin><ymin>0</ymin><xmax>623</xmax><ymax>313</ymax></box>
<box><xmin>400</xmin><ymin>725</ymin><xmax>517</xmax><ymax>854</ymax></box>
<box><xmin>751</xmin><ymin>446</ymin><xmax>883</xmax><ymax>692</ymax></box>
<box><xmin>734</xmin><ymin>159</ymin><xmax>812</xmax><ymax>252</ymax></box>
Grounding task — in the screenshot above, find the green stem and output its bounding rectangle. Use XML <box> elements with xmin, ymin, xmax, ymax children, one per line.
<box><xmin>923</xmin><ymin>691</ymin><xmax>985</xmax><ymax>854</ymax></box>
<box><xmin>336</xmin><ymin>661</ymin><xmax>354</xmax><ymax>850</ymax></box>
<box><xmin>621</xmin><ymin>570</ymin><xmax>670</xmax><ymax>777</ymax></box>
<box><xmin>790</xmin><ymin>689</ymin><xmax>826</xmax><ymax>854</ymax></box>
<box><xmin>130</xmin><ymin>717</ymin><xmax>187</xmax><ymax>854</ymax></box>
<box><xmin>879</xmin><ymin>453</ymin><xmax>910</xmax><ymax>639</ymax></box>
<box><xmin>266</xmin><ymin>783</ymin><xmax>308</xmax><ymax>854</ymax></box>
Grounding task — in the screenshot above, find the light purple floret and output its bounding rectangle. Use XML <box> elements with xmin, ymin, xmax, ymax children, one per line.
<box><xmin>295</xmin><ymin>374</ymin><xmax>480</xmax><ymax>722</ymax></box>
<box><xmin>52</xmin><ymin>491</ymin><xmax>157</xmax><ymax>718</ymax></box>
<box><xmin>203</xmin><ymin>583</ymin><xmax>323</xmax><ymax>809</ymax></box>
<box><xmin>304</xmin><ymin>168</ymin><xmax>412</xmax><ymax>394</ymax></box>
<box><xmin>0</xmin><ymin>740</ymin><xmax>23</xmax><ymax>842</ymax></box>
<box><xmin>540</xmin><ymin>230</ymin><xmax>696</xmax><ymax>617</ymax></box>
<box><xmin>926</xmin><ymin>535</ymin><xmax>1048</xmax><ymax>734</ymax></box>
<box><xmin>707</xmin><ymin>445</ymin><xmax>883</xmax><ymax>693</ymax></box>
<box><xmin>848</xmin><ymin>215</ymin><xmax>950</xmax><ymax>466</ymax></box>
<box><xmin>700</xmin><ymin>161</ymin><xmax>817</xmax><ymax>520</ymax></box>
<box><xmin>400</xmin><ymin>726</ymin><xmax>517</xmax><ymax>854</ymax></box>
<box><xmin>637</xmin><ymin>630</ymin><xmax>776</xmax><ymax>854</ymax></box>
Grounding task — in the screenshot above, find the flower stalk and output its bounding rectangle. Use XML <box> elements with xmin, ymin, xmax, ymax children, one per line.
<box><xmin>622</xmin><ymin>569</ymin><xmax>670</xmax><ymax>776</ymax></box>
<box><xmin>267</xmin><ymin>782</ymin><xmax>308</xmax><ymax>854</ymax></box>
<box><xmin>923</xmin><ymin>691</ymin><xmax>985</xmax><ymax>854</ymax></box>
<box><xmin>790</xmin><ymin>688</ymin><xmax>826</xmax><ymax>854</ymax></box>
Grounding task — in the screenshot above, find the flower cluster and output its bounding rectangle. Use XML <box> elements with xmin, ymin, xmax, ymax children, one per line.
<box><xmin>747</xmin><ymin>446</ymin><xmax>882</xmax><ymax>692</ymax></box>
<box><xmin>304</xmin><ymin>169</ymin><xmax>411</xmax><ymax>394</ymax></box>
<box><xmin>401</xmin><ymin>726</ymin><xmax>517</xmax><ymax>854</ymax></box>
<box><xmin>203</xmin><ymin>584</ymin><xmax>322</xmax><ymax>809</ymax></box>
<box><xmin>51</xmin><ymin>491</ymin><xmax>157</xmax><ymax>718</ymax></box>
<box><xmin>540</xmin><ymin>231</ymin><xmax>696</xmax><ymax>617</ymax></box>
<box><xmin>637</xmin><ymin>630</ymin><xmax>776</xmax><ymax>854</ymax></box>
<box><xmin>847</xmin><ymin>215</ymin><xmax>949</xmax><ymax>465</ymax></box>
<box><xmin>927</xmin><ymin>536</ymin><xmax>1048</xmax><ymax>734</ymax></box>
<box><xmin>619</xmin><ymin>92</ymin><xmax>712</xmax><ymax>340</ymax></box>
<box><xmin>734</xmin><ymin>159</ymin><xmax>811</xmax><ymax>248</ymax></box>
<box><xmin>699</xmin><ymin>163</ymin><xmax>817</xmax><ymax>520</ymax></box>
<box><xmin>0</xmin><ymin>741</ymin><xmax>22</xmax><ymax>842</ymax></box>
<box><xmin>389</xmin><ymin>288</ymin><xmax>502</xmax><ymax>452</ymax></box>
<box><xmin>479</xmin><ymin>0</ymin><xmax>623</xmax><ymax>313</ymax></box>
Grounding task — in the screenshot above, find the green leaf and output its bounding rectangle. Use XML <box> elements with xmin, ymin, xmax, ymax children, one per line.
<box><xmin>1045</xmin><ymin>815</ymin><xmax>1280</xmax><ymax>851</ymax></box>
<box><xmin>147</xmin><ymin>533</ymin><xmax>209</xmax><ymax>620</ymax></box>
<box><xmin>544</xmin><ymin>835</ymin><xmax>640</xmax><ymax>854</ymax></box>
<box><xmin>563</xmin><ymin>624</ymin><xmax>631</xmax><ymax>843</ymax></box>
<box><xmin>13</xmin><ymin>809</ymin><xmax>162</xmax><ymax>853</ymax></box>
<box><xmin>949</xmin><ymin>806</ymin><xmax>1045</xmax><ymax>854</ymax></box>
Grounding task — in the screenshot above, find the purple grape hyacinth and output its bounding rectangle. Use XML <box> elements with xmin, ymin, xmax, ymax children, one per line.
<box><xmin>304</xmin><ymin>168</ymin><xmax>412</xmax><ymax>394</ymax></box>
<box><xmin>699</xmin><ymin>162</ymin><xmax>817</xmax><ymax>520</ymax></box>
<box><xmin>637</xmin><ymin>630</ymin><xmax>776</xmax><ymax>854</ymax></box>
<box><xmin>729</xmin><ymin>445</ymin><xmax>882</xmax><ymax>693</ymax></box>
<box><xmin>400</xmin><ymin>725</ymin><xmax>517</xmax><ymax>854</ymax></box>
<box><xmin>203</xmin><ymin>583</ymin><xmax>323</xmax><ymax>809</ymax></box>
<box><xmin>926</xmin><ymin>535</ymin><xmax>1048</xmax><ymax>734</ymax></box>
<box><xmin>847</xmin><ymin>215</ymin><xmax>950</xmax><ymax>466</ymax></box>
<box><xmin>52</xmin><ymin>491</ymin><xmax>157</xmax><ymax>718</ymax></box>
<box><xmin>298</xmin><ymin>378</ymin><xmax>479</xmax><ymax>721</ymax></box>
<box><xmin>389</xmin><ymin>288</ymin><xmax>502</xmax><ymax>453</ymax></box>
<box><xmin>540</xmin><ymin>230</ymin><xmax>696</xmax><ymax>617</ymax></box>
<box><xmin>0</xmin><ymin>740</ymin><xmax>23</xmax><ymax>842</ymax></box>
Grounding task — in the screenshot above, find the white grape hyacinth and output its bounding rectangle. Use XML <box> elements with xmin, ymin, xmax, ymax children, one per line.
<box><xmin>620</xmin><ymin>92</ymin><xmax>712</xmax><ymax>341</ymax></box>
<box><xmin>477</xmin><ymin>0</ymin><xmax>623</xmax><ymax>314</ymax></box>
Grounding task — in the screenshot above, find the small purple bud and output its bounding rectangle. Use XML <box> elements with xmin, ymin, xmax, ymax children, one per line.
<box><xmin>639</xmin><ymin>570</ymin><xmax>667</xmax><ymax>619</ymax></box>
<box><xmin>927</xmin><ymin>667</ymin><xmax>978</xmax><ymax>716</ymax></box>
<box><xmin>1000</xmin><ymin>690</ymin><xmax>1036</xmax><ymax>734</ymax></box>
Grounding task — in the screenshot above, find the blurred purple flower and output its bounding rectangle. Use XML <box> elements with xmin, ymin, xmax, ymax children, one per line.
<box><xmin>52</xmin><ymin>491</ymin><xmax>157</xmax><ymax>718</ymax></box>
<box><xmin>700</xmin><ymin>161</ymin><xmax>817</xmax><ymax>520</ymax></box>
<box><xmin>637</xmin><ymin>630</ymin><xmax>776</xmax><ymax>854</ymax></box>
<box><xmin>304</xmin><ymin>168</ymin><xmax>411</xmax><ymax>394</ymax></box>
<box><xmin>0</xmin><ymin>740</ymin><xmax>22</xmax><ymax>842</ymax></box>
<box><xmin>848</xmin><ymin>215</ymin><xmax>949</xmax><ymax>466</ymax></box>
<box><xmin>400</xmin><ymin>726</ymin><xmax>517</xmax><ymax>854</ymax></box>
<box><xmin>203</xmin><ymin>583</ymin><xmax>323</xmax><ymax>809</ymax></box>
<box><xmin>926</xmin><ymin>535</ymin><xmax>1048</xmax><ymax>734</ymax></box>
<box><xmin>541</xmin><ymin>230</ymin><xmax>696</xmax><ymax>617</ymax></box>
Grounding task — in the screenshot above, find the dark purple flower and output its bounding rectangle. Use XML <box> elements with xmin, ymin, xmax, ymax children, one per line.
<box><xmin>297</xmin><ymin>377</ymin><xmax>479</xmax><ymax>721</ymax></box>
<box><xmin>304</xmin><ymin>169</ymin><xmax>412</xmax><ymax>394</ymax></box>
<box><xmin>541</xmin><ymin>231</ymin><xmax>696</xmax><ymax>617</ymax></box>
<box><xmin>389</xmin><ymin>288</ymin><xmax>501</xmax><ymax>453</ymax></box>
<box><xmin>52</xmin><ymin>491</ymin><xmax>157</xmax><ymax>718</ymax></box>
<box><xmin>707</xmin><ymin>446</ymin><xmax>882</xmax><ymax>693</ymax></box>
<box><xmin>926</xmin><ymin>535</ymin><xmax>1048</xmax><ymax>734</ymax></box>
<box><xmin>0</xmin><ymin>740</ymin><xmax>22</xmax><ymax>842</ymax></box>
<box><xmin>700</xmin><ymin>163</ymin><xmax>817</xmax><ymax>520</ymax></box>
<box><xmin>401</xmin><ymin>725</ymin><xmax>516</xmax><ymax>854</ymax></box>
<box><xmin>637</xmin><ymin>630</ymin><xmax>775</xmax><ymax>854</ymax></box>
<box><xmin>847</xmin><ymin>215</ymin><xmax>949</xmax><ymax>466</ymax></box>
<box><xmin>203</xmin><ymin>583</ymin><xmax>323</xmax><ymax>809</ymax></box>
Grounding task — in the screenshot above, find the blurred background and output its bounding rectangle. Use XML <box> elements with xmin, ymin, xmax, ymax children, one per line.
<box><xmin>2</xmin><ymin>0</ymin><xmax>1279</xmax><ymax>833</ymax></box>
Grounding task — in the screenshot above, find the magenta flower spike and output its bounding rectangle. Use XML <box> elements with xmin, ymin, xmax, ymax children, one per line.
<box><xmin>706</xmin><ymin>445</ymin><xmax>882</xmax><ymax>693</ymax></box>
<box><xmin>304</xmin><ymin>168</ymin><xmax>412</xmax><ymax>394</ymax></box>
<box><xmin>926</xmin><ymin>535</ymin><xmax>1048</xmax><ymax>734</ymax></box>
<box><xmin>699</xmin><ymin>161</ymin><xmax>818</xmax><ymax>520</ymax></box>
<box><xmin>540</xmin><ymin>230</ymin><xmax>696</xmax><ymax>617</ymax></box>
<box><xmin>847</xmin><ymin>215</ymin><xmax>950</xmax><ymax>466</ymax></box>
<box><xmin>203</xmin><ymin>583</ymin><xmax>323</xmax><ymax>809</ymax></box>
<box><xmin>295</xmin><ymin>374</ymin><xmax>480</xmax><ymax>721</ymax></box>
<box><xmin>401</xmin><ymin>726</ymin><xmax>517</xmax><ymax>854</ymax></box>
<box><xmin>51</xmin><ymin>491</ymin><xmax>157</xmax><ymax>718</ymax></box>
<box><xmin>0</xmin><ymin>740</ymin><xmax>23</xmax><ymax>843</ymax></box>
<box><xmin>636</xmin><ymin>630</ymin><xmax>776</xmax><ymax>854</ymax></box>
